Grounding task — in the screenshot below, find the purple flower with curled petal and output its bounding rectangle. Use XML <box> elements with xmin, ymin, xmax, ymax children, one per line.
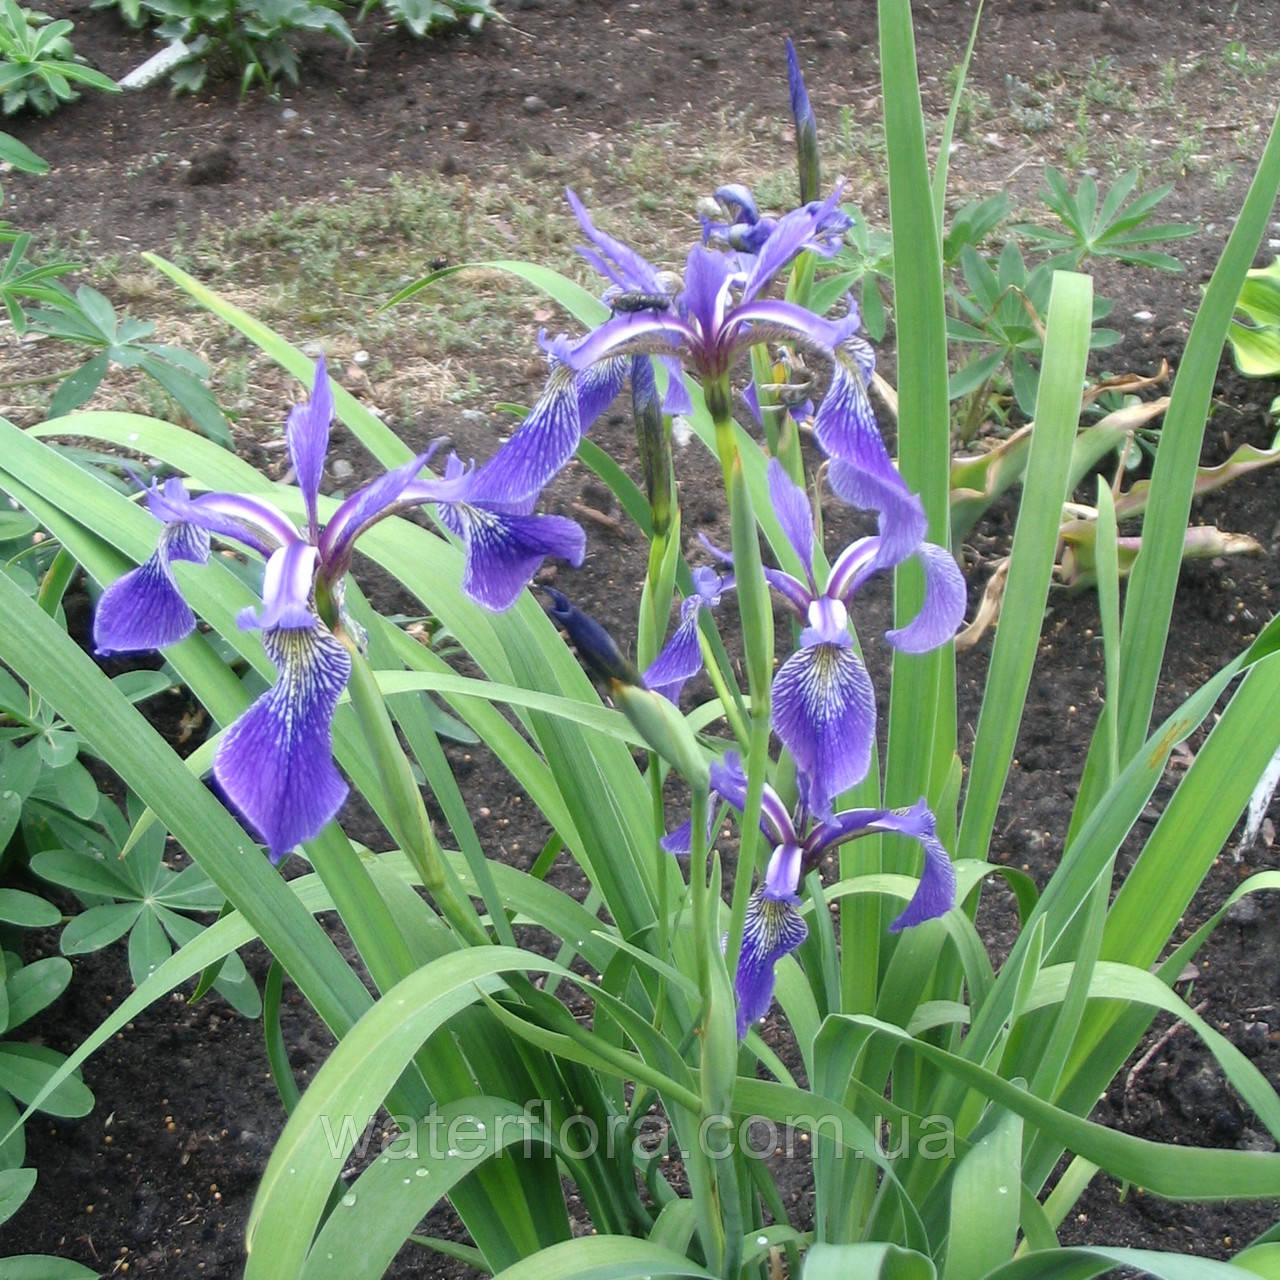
<box><xmin>93</xmin><ymin>358</ymin><xmax>585</xmax><ymax>862</ymax></box>
<box><xmin>641</xmin><ymin>566</ymin><xmax>733</xmax><ymax>703</ymax></box>
<box><xmin>94</xmin><ymin>478</ymin><xmax>210</xmax><ymax>656</ymax></box>
<box><xmin>506</xmin><ymin>191</ymin><xmax>924</xmax><ymax>556</ymax></box>
<box><xmin>759</xmin><ymin>460</ymin><xmax>965</xmax><ymax>818</ymax></box>
<box><xmin>705</xmin><ymin>751</ymin><xmax>955</xmax><ymax>1037</ymax></box>
<box><xmin>413</xmin><ymin>455</ymin><xmax>586</xmax><ymax>613</ymax></box>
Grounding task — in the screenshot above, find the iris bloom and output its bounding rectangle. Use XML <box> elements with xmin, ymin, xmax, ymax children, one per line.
<box><xmin>503</xmin><ymin>190</ymin><xmax>922</xmax><ymax>562</ymax></box>
<box><xmin>667</xmin><ymin>751</ymin><xmax>955</xmax><ymax>1038</ymax></box>
<box><xmin>760</xmin><ymin>459</ymin><xmax>965</xmax><ymax>819</ymax></box>
<box><xmin>94</xmin><ymin>358</ymin><xmax>583</xmax><ymax>860</ymax></box>
<box><xmin>641</xmin><ymin>566</ymin><xmax>733</xmax><ymax>703</ymax></box>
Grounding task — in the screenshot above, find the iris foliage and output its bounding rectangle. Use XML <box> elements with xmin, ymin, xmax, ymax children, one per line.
<box><xmin>3</xmin><ymin>5</ymin><xmax>1280</xmax><ymax>1279</ymax></box>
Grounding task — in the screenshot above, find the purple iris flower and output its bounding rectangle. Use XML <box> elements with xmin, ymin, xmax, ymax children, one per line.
<box><xmin>699</xmin><ymin>184</ymin><xmax>780</xmax><ymax>256</ymax></box>
<box><xmin>700</xmin><ymin>180</ymin><xmax>849</xmax><ymax>261</ymax></box>
<box><xmin>667</xmin><ymin>751</ymin><xmax>955</xmax><ymax>1037</ymax></box>
<box><xmin>93</xmin><ymin>358</ymin><xmax>583</xmax><ymax>861</ymax></box>
<box><xmin>491</xmin><ymin>192</ymin><xmax>920</xmax><ymax>559</ymax></box>
<box><xmin>407</xmin><ymin>454</ymin><xmax>587</xmax><ymax>613</ymax></box>
<box><xmin>641</xmin><ymin>566</ymin><xmax>733</xmax><ymax>703</ymax></box>
<box><xmin>760</xmin><ymin>460</ymin><xmax>966</xmax><ymax>819</ymax></box>
<box><xmin>94</xmin><ymin>478</ymin><xmax>211</xmax><ymax>653</ymax></box>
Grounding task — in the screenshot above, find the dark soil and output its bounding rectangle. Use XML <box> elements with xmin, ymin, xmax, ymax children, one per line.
<box><xmin>4</xmin><ymin>0</ymin><xmax>1280</xmax><ymax>1276</ymax></box>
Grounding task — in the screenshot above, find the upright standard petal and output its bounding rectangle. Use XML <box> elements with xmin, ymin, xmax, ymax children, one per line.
<box><xmin>287</xmin><ymin>356</ymin><xmax>334</xmax><ymax>540</ymax></box>
<box><xmin>567</xmin><ymin>188</ymin><xmax>666</xmax><ymax>293</ymax></box>
<box><xmin>93</xmin><ymin>520</ymin><xmax>210</xmax><ymax>656</ymax></box>
<box><xmin>240</xmin><ymin>541</ymin><xmax>319</xmax><ymax>632</ymax></box>
<box><xmin>771</xmin><ymin>637</ymin><xmax>875</xmax><ymax>819</ymax></box>
<box><xmin>213</xmin><ymin>620</ymin><xmax>351</xmax><ymax>862</ymax></box>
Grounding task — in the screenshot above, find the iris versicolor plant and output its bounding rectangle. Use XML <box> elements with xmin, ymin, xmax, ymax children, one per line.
<box><xmin>6</xmin><ymin>11</ymin><xmax>1280</xmax><ymax>1280</ymax></box>
<box><xmin>92</xmin><ymin>356</ymin><xmax>585</xmax><ymax>860</ymax></box>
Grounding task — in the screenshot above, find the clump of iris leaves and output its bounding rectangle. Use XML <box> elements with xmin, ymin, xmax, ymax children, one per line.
<box><xmin>3</xmin><ymin>6</ymin><xmax>1280</xmax><ymax>1280</ymax></box>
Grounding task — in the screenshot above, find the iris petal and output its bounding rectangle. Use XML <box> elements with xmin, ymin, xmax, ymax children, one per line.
<box><xmin>576</xmin><ymin>355</ymin><xmax>629</xmax><ymax>433</ymax></box>
<box><xmin>567</xmin><ymin>188</ymin><xmax>666</xmax><ymax>292</ymax></box>
<box><xmin>446</xmin><ymin>504</ymin><xmax>586</xmax><ymax>612</ymax></box>
<box><xmin>816</xmin><ymin>360</ymin><xmax>927</xmax><ymax>567</ymax></box>
<box><xmin>771</xmin><ymin>640</ymin><xmax>875</xmax><ymax>818</ymax></box>
<box><xmin>806</xmin><ymin>798</ymin><xmax>956</xmax><ymax>931</ymax></box>
<box><xmin>214</xmin><ymin>621</ymin><xmax>352</xmax><ymax>862</ymax></box>
<box><xmin>879</xmin><ymin>801</ymin><xmax>956</xmax><ymax>931</ymax></box>
<box><xmin>885</xmin><ymin>542</ymin><xmax>967</xmax><ymax>654</ymax></box>
<box><xmin>241</xmin><ymin>542</ymin><xmax>319</xmax><ymax>632</ymax></box>
<box><xmin>708</xmin><ymin>752</ymin><xmax>797</xmax><ymax>847</ymax></box>
<box><xmin>641</xmin><ymin>603</ymin><xmax>703</xmax><ymax>702</ymax></box>
<box><xmin>318</xmin><ymin>449</ymin><xmax>436</xmax><ymax>571</ymax></box>
<box><xmin>287</xmin><ymin>356</ymin><xmax>334</xmax><ymax>539</ymax></box>
<box><xmin>735</xmin><ymin>888</ymin><xmax>808</xmax><ymax>1037</ymax></box>
<box><xmin>93</xmin><ymin>519</ymin><xmax>210</xmax><ymax>656</ymax></box>
<box><xmin>469</xmin><ymin>363</ymin><xmax>581</xmax><ymax>505</ymax></box>
<box><xmin>767</xmin><ymin>459</ymin><xmax>815</xmax><ymax>580</ymax></box>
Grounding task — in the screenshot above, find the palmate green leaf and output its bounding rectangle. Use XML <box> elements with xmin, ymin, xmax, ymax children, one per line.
<box><xmin>0</xmin><ymin>129</ymin><xmax>45</xmax><ymax>172</ymax></box>
<box><xmin>58</xmin><ymin>900</ymin><xmax>143</xmax><ymax>953</ymax></box>
<box><xmin>0</xmin><ymin>1165</ymin><xmax>36</xmax><ymax>1228</ymax></box>
<box><xmin>245</xmin><ymin>947</ymin><xmax>564</xmax><ymax>1280</ymax></box>
<box><xmin>4</xmin><ymin>956</ymin><xmax>70</xmax><ymax>1028</ymax></box>
<box><xmin>487</xmin><ymin>1236</ymin><xmax>715</xmax><ymax>1280</ymax></box>
<box><xmin>0</xmin><ymin>889</ymin><xmax>58</xmax><ymax>928</ymax></box>
<box><xmin>29</xmin><ymin>848</ymin><xmax>135</xmax><ymax>898</ymax></box>
<box><xmin>0</xmin><ymin>1044</ymin><xmax>92</xmax><ymax>1117</ymax></box>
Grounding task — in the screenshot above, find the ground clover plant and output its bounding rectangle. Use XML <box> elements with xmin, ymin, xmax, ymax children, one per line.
<box><xmin>3</xmin><ymin>8</ymin><xmax>1280</xmax><ymax>1280</ymax></box>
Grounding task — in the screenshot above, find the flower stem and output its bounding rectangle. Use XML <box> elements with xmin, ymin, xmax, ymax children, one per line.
<box><xmin>343</xmin><ymin>642</ymin><xmax>490</xmax><ymax>947</ymax></box>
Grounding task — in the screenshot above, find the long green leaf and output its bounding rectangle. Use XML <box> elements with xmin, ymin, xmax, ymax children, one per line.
<box><xmin>1112</xmin><ymin>100</ymin><xmax>1280</xmax><ymax>760</ymax></box>
<box><xmin>246</xmin><ymin>947</ymin><xmax>563</xmax><ymax>1279</ymax></box>
<box><xmin>957</xmin><ymin>271</ymin><xmax>1092</xmax><ymax>862</ymax></box>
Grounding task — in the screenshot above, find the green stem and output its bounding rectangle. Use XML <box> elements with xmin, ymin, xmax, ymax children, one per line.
<box><xmin>343</xmin><ymin>643</ymin><xmax>490</xmax><ymax>948</ymax></box>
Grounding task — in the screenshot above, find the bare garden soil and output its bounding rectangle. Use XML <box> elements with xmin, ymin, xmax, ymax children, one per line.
<box><xmin>4</xmin><ymin>0</ymin><xmax>1280</xmax><ymax>1275</ymax></box>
